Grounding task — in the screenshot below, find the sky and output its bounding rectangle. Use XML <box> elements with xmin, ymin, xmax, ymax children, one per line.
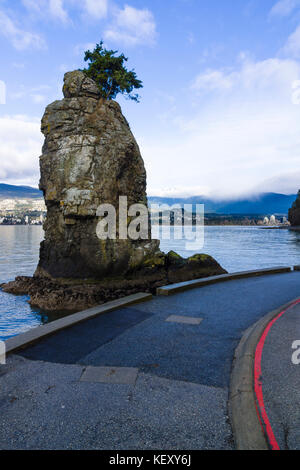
<box><xmin>1</xmin><ymin>0</ymin><xmax>300</xmax><ymax>199</ymax></box>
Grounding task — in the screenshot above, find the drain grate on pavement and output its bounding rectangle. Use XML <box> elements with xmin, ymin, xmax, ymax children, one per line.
<box><xmin>165</xmin><ymin>315</ymin><xmax>203</xmax><ymax>325</ymax></box>
<box><xmin>80</xmin><ymin>366</ymin><xmax>139</xmax><ymax>385</ymax></box>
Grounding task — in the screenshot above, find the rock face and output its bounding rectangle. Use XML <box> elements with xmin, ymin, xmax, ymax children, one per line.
<box><xmin>288</xmin><ymin>190</ymin><xmax>300</xmax><ymax>226</ymax></box>
<box><xmin>1</xmin><ymin>70</ymin><xmax>227</xmax><ymax>311</ymax></box>
<box><xmin>2</xmin><ymin>253</ymin><xmax>226</xmax><ymax>311</ymax></box>
<box><xmin>36</xmin><ymin>70</ymin><xmax>158</xmax><ymax>279</ymax></box>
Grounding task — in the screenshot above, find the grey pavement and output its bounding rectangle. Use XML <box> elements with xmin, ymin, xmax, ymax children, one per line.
<box><xmin>261</xmin><ymin>302</ymin><xmax>300</xmax><ymax>450</ymax></box>
<box><xmin>0</xmin><ymin>271</ymin><xmax>300</xmax><ymax>449</ymax></box>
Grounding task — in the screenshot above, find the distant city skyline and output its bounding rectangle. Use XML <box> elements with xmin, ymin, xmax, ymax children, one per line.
<box><xmin>0</xmin><ymin>0</ymin><xmax>300</xmax><ymax>197</ymax></box>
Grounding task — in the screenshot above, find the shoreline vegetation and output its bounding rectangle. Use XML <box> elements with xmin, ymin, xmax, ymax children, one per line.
<box><xmin>0</xmin><ymin>212</ymin><xmax>290</xmax><ymax>227</ymax></box>
<box><xmin>0</xmin><ymin>219</ymin><xmax>290</xmax><ymax>227</ymax></box>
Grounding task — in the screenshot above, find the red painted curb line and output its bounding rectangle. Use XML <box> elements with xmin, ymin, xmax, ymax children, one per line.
<box><xmin>254</xmin><ymin>299</ymin><xmax>300</xmax><ymax>451</ymax></box>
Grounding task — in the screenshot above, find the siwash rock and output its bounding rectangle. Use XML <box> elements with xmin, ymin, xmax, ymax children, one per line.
<box><xmin>35</xmin><ymin>70</ymin><xmax>158</xmax><ymax>279</ymax></box>
<box><xmin>1</xmin><ymin>70</ymin><xmax>226</xmax><ymax>311</ymax></box>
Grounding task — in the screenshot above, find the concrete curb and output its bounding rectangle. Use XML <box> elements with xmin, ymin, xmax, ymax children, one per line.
<box><xmin>4</xmin><ymin>292</ymin><xmax>152</xmax><ymax>355</ymax></box>
<box><xmin>229</xmin><ymin>297</ymin><xmax>300</xmax><ymax>450</ymax></box>
<box><xmin>156</xmin><ymin>267</ymin><xmax>292</xmax><ymax>296</ymax></box>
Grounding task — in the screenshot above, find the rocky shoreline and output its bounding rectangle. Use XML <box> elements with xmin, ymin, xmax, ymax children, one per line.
<box><xmin>1</xmin><ymin>251</ymin><xmax>226</xmax><ymax>312</ymax></box>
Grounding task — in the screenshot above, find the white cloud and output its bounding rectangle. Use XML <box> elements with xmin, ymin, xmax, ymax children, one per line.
<box><xmin>140</xmin><ymin>57</ymin><xmax>300</xmax><ymax>198</ymax></box>
<box><xmin>0</xmin><ymin>116</ymin><xmax>42</xmax><ymax>186</ymax></box>
<box><xmin>147</xmin><ymin>185</ymin><xmax>211</xmax><ymax>199</ymax></box>
<box><xmin>271</xmin><ymin>2</ymin><xmax>300</xmax><ymax>59</ymax></box>
<box><xmin>31</xmin><ymin>94</ymin><xmax>46</xmax><ymax>104</ymax></box>
<box><xmin>22</xmin><ymin>0</ymin><xmax>69</xmax><ymax>23</ymax></box>
<box><xmin>192</xmin><ymin>58</ymin><xmax>300</xmax><ymax>96</ymax></box>
<box><xmin>270</xmin><ymin>2</ymin><xmax>300</xmax><ymax>59</ymax></box>
<box><xmin>0</xmin><ymin>81</ymin><xmax>6</xmax><ymax>105</ymax></box>
<box><xmin>270</xmin><ymin>0</ymin><xmax>300</xmax><ymax>17</ymax></box>
<box><xmin>83</xmin><ymin>0</ymin><xmax>108</xmax><ymax>19</ymax></box>
<box><xmin>192</xmin><ymin>69</ymin><xmax>235</xmax><ymax>92</ymax></box>
<box><xmin>22</xmin><ymin>0</ymin><xmax>43</xmax><ymax>14</ymax></box>
<box><xmin>59</xmin><ymin>63</ymin><xmax>70</xmax><ymax>72</ymax></box>
<box><xmin>282</xmin><ymin>24</ymin><xmax>300</xmax><ymax>57</ymax></box>
<box><xmin>253</xmin><ymin>170</ymin><xmax>300</xmax><ymax>194</ymax></box>
<box><xmin>73</xmin><ymin>42</ymin><xmax>96</xmax><ymax>55</ymax></box>
<box><xmin>143</xmin><ymin>106</ymin><xmax>300</xmax><ymax>198</ymax></box>
<box><xmin>0</xmin><ymin>10</ymin><xmax>46</xmax><ymax>50</ymax></box>
<box><xmin>49</xmin><ymin>0</ymin><xmax>69</xmax><ymax>23</ymax></box>
<box><xmin>187</xmin><ymin>32</ymin><xmax>195</xmax><ymax>45</ymax></box>
<box><xmin>12</xmin><ymin>63</ymin><xmax>25</xmax><ymax>69</ymax></box>
<box><xmin>9</xmin><ymin>84</ymin><xmax>51</xmax><ymax>103</ymax></box>
<box><xmin>23</xmin><ymin>0</ymin><xmax>108</xmax><ymax>22</ymax></box>
<box><xmin>104</xmin><ymin>4</ymin><xmax>157</xmax><ymax>46</ymax></box>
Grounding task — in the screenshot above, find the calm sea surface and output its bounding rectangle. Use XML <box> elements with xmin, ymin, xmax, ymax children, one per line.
<box><xmin>1</xmin><ymin>225</ymin><xmax>300</xmax><ymax>339</ymax></box>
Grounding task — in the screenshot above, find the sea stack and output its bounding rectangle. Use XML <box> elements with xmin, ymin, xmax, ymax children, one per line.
<box><xmin>2</xmin><ymin>70</ymin><xmax>226</xmax><ymax>311</ymax></box>
<box><xmin>35</xmin><ymin>70</ymin><xmax>159</xmax><ymax>279</ymax></box>
<box><xmin>288</xmin><ymin>190</ymin><xmax>300</xmax><ymax>227</ymax></box>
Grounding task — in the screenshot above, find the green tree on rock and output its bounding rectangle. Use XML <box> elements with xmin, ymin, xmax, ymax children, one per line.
<box><xmin>83</xmin><ymin>41</ymin><xmax>143</xmax><ymax>102</ymax></box>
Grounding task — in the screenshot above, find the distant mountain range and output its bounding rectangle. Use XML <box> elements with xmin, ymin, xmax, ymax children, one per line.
<box><xmin>0</xmin><ymin>184</ymin><xmax>42</xmax><ymax>199</ymax></box>
<box><xmin>0</xmin><ymin>184</ymin><xmax>296</xmax><ymax>215</ymax></box>
<box><xmin>149</xmin><ymin>192</ymin><xmax>296</xmax><ymax>215</ymax></box>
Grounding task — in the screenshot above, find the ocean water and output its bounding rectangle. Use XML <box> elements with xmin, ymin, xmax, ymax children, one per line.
<box><xmin>0</xmin><ymin>225</ymin><xmax>300</xmax><ymax>339</ymax></box>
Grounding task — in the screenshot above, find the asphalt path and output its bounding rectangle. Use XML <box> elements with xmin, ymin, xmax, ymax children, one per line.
<box><xmin>0</xmin><ymin>271</ymin><xmax>300</xmax><ymax>449</ymax></box>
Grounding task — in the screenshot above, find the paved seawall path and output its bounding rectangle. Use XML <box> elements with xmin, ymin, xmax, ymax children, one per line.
<box><xmin>1</xmin><ymin>271</ymin><xmax>300</xmax><ymax>450</ymax></box>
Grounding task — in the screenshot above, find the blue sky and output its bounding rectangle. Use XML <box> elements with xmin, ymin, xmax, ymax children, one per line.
<box><xmin>1</xmin><ymin>0</ymin><xmax>300</xmax><ymax>198</ymax></box>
